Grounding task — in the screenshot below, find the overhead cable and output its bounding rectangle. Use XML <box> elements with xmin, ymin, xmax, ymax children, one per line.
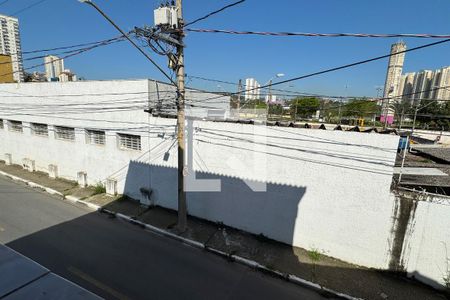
<box><xmin>184</xmin><ymin>0</ymin><xmax>246</xmax><ymax>27</ymax></box>
<box><xmin>187</xmin><ymin>28</ymin><xmax>450</xmax><ymax>39</ymax></box>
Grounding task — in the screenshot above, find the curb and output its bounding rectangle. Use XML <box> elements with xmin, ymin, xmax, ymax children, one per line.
<box><xmin>0</xmin><ymin>169</ymin><xmax>361</xmax><ymax>300</ymax></box>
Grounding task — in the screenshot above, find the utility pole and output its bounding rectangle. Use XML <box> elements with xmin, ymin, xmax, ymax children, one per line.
<box><xmin>237</xmin><ymin>79</ymin><xmax>242</xmax><ymax>118</ymax></box>
<box><xmin>267</xmin><ymin>79</ymin><xmax>272</xmax><ymax>120</ymax></box>
<box><xmin>383</xmin><ymin>97</ymin><xmax>390</xmax><ymax>130</ymax></box>
<box><xmin>337</xmin><ymin>101</ymin><xmax>342</xmax><ymax>125</ymax></box>
<box><xmin>175</xmin><ymin>0</ymin><xmax>187</xmax><ymax>232</ymax></box>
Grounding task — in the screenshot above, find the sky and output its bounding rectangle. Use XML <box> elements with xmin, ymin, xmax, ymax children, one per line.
<box><xmin>1</xmin><ymin>0</ymin><xmax>449</xmax><ymax>97</ymax></box>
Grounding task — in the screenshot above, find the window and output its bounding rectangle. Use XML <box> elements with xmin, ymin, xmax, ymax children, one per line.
<box><xmin>55</xmin><ymin>126</ymin><xmax>75</xmax><ymax>141</ymax></box>
<box><xmin>86</xmin><ymin>130</ymin><xmax>105</xmax><ymax>145</ymax></box>
<box><xmin>117</xmin><ymin>133</ymin><xmax>141</xmax><ymax>151</ymax></box>
<box><xmin>0</xmin><ymin>119</ymin><xmax>3</xmax><ymax>130</ymax></box>
<box><xmin>31</xmin><ymin>123</ymin><xmax>48</xmax><ymax>137</ymax></box>
<box><xmin>8</xmin><ymin>120</ymin><xmax>22</xmax><ymax>133</ymax></box>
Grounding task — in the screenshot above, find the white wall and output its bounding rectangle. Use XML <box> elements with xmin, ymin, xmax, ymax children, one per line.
<box><xmin>399</xmin><ymin>192</ymin><xmax>450</xmax><ymax>289</ymax></box>
<box><xmin>413</xmin><ymin>129</ymin><xmax>450</xmax><ymax>145</ymax></box>
<box><xmin>0</xmin><ymin>80</ymin><xmax>403</xmax><ymax>272</ymax></box>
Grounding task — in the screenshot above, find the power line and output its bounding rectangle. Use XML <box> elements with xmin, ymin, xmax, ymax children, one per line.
<box><xmin>0</xmin><ymin>37</ymin><xmax>124</xmax><ymax>67</ymax></box>
<box><xmin>22</xmin><ymin>35</ymin><xmax>125</xmax><ymax>55</ymax></box>
<box><xmin>11</xmin><ymin>0</ymin><xmax>51</xmax><ymax>16</ymax></box>
<box><xmin>185</xmin><ymin>85</ymin><xmax>450</xmax><ymax>114</ymax></box>
<box><xmin>185</xmin><ymin>38</ymin><xmax>450</xmax><ymax>105</ymax></box>
<box><xmin>80</xmin><ymin>0</ymin><xmax>177</xmax><ymax>87</ymax></box>
<box><xmin>0</xmin><ymin>0</ymin><xmax>10</xmax><ymax>7</ymax></box>
<box><xmin>188</xmin><ymin>75</ymin><xmax>354</xmax><ymax>99</ymax></box>
<box><xmin>187</xmin><ymin>75</ymin><xmax>450</xmax><ymax>105</ymax></box>
<box><xmin>0</xmin><ymin>35</ymin><xmax>123</xmax><ymax>78</ymax></box>
<box><xmin>186</xmin><ymin>28</ymin><xmax>450</xmax><ymax>39</ymax></box>
<box><xmin>184</xmin><ymin>0</ymin><xmax>245</xmax><ymax>27</ymax></box>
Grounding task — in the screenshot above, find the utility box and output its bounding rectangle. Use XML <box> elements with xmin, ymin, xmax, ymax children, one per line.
<box><xmin>4</xmin><ymin>153</ymin><xmax>12</xmax><ymax>165</ymax></box>
<box><xmin>154</xmin><ymin>6</ymin><xmax>178</xmax><ymax>28</ymax></box>
<box><xmin>49</xmin><ymin>164</ymin><xmax>58</xmax><ymax>179</ymax></box>
<box><xmin>106</xmin><ymin>178</ymin><xmax>117</xmax><ymax>196</ymax></box>
<box><xmin>77</xmin><ymin>171</ymin><xmax>87</xmax><ymax>187</ymax></box>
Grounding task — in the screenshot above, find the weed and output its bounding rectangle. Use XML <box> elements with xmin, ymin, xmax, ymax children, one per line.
<box><xmin>444</xmin><ymin>271</ymin><xmax>450</xmax><ymax>289</ymax></box>
<box><xmin>308</xmin><ymin>248</ymin><xmax>322</xmax><ymax>262</ymax></box>
<box><xmin>93</xmin><ymin>182</ymin><xmax>106</xmax><ymax>195</ymax></box>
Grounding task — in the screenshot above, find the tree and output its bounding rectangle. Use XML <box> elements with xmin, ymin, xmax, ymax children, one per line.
<box><xmin>290</xmin><ymin>97</ymin><xmax>320</xmax><ymax>119</ymax></box>
<box><xmin>416</xmin><ymin>100</ymin><xmax>450</xmax><ymax>131</ymax></box>
<box><xmin>268</xmin><ymin>104</ymin><xmax>282</xmax><ymax>115</ymax></box>
<box><xmin>343</xmin><ymin>98</ymin><xmax>379</xmax><ymax>118</ymax></box>
<box><xmin>391</xmin><ymin>98</ymin><xmax>413</xmax><ymax>127</ymax></box>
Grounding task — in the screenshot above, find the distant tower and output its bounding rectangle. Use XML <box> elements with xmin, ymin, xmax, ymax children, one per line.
<box><xmin>244</xmin><ymin>78</ymin><xmax>261</xmax><ymax>100</ymax></box>
<box><xmin>382</xmin><ymin>42</ymin><xmax>406</xmax><ymax>124</ymax></box>
<box><xmin>44</xmin><ymin>55</ymin><xmax>65</xmax><ymax>81</ymax></box>
<box><xmin>0</xmin><ymin>14</ymin><xmax>24</xmax><ymax>82</ymax></box>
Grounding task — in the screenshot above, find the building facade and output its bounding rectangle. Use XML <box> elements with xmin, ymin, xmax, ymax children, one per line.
<box><xmin>244</xmin><ymin>78</ymin><xmax>261</xmax><ymax>100</ymax></box>
<box><xmin>0</xmin><ymin>54</ymin><xmax>14</xmax><ymax>83</ymax></box>
<box><xmin>0</xmin><ymin>14</ymin><xmax>23</xmax><ymax>82</ymax></box>
<box><xmin>59</xmin><ymin>69</ymin><xmax>77</xmax><ymax>82</ymax></box>
<box><xmin>396</xmin><ymin>66</ymin><xmax>450</xmax><ymax>104</ymax></box>
<box><xmin>382</xmin><ymin>42</ymin><xmax>406</xmax><ymax>124</ymax></box>
<box><xmin>44</xmin><ymin>55</ymin><xmax>65</xmax><ymax>81</ymax></box>
<box><xmin>430</xmin><ymin>66</ymin><xmax>450</xmax><ymax>100</ymax></box>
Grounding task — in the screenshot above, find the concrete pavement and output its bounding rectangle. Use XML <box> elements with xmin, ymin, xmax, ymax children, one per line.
<box><xmin>0</xmin><ymin>175</ymin><xmax>335</xmax><ymax>300</ymax></box>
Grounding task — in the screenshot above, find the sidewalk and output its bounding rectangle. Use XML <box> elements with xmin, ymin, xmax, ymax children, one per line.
<box><xmin>0</xmin><ymin>161</ymin><xmax>448</xmax><ymax>300</ymax></box>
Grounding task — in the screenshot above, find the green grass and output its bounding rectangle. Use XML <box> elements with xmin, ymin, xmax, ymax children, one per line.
<box><xmin>308</xmin><ymin>248</ymin><xmax>322</xmax><ymax>262</ymax></box>
<box><xmin>93</xmin><ymin>182</ymin><xmax>106</xmax><ymax>195</ymax></box>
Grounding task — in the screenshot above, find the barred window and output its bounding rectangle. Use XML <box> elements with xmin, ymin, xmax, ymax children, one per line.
<box><xmin>86</xmin><ymin>130</ymin><xmax>105</xmax><ymax>145</ymax></box>
<box><xmin>0</xmin><ymin>119</ymin><xmax>3</xmax><ymax>129</ymax></box>
<box><xmin>8</xmin><ymin>120</ymin><xmax>22</xmax><ymax>133</ymax></box>
<box><xmin>55</xmin><ymin>126</ymin><xmax>75</xmax><ymax>141</ymax></box>
<box><xmin>117</xmin><ymin>133</ymin><xmax>141</xmax><ymax>151</ymax></box>
<box><xmin>31</xmin><ymin>123</ymin><xmax>48</xmax><ymax>137</ymax></box>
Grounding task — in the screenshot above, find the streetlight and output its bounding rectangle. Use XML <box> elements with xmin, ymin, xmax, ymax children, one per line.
<box><xmin>265</xmin><ymin>73</ymin><xmax>284</xmax><ymax>120</ymax></box>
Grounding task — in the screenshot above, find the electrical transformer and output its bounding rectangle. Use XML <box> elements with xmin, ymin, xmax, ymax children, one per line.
<box><xmin>154</xmin><ymin>6</ymin><xmax>178</xmax><ymax>28</ymax></box>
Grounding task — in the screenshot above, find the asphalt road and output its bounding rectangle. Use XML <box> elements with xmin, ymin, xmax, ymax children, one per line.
<box><xmin>0</xmin><ymin>175</ymin><xmax>334</xmax><ymax>300</ymax></box>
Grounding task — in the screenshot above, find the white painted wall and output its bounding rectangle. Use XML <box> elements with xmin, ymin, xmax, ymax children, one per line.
<box><xmin>400</xmin><ymin>192</ymin><xmax>450</xmax><ymax>289</ymax></box>
<box><xmin>0</xmin><ymin>80</ymin><xmax>404</xmax><ymax>272</ymax></box>
<box><xmin>413</xmin><ymin>129</ymin><xmax>450</xmax><ymax>145</ymax></box>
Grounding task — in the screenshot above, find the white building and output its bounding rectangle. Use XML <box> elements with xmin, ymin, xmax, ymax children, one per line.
<box><xmin>396</xmin><ymin>66</ymin><xmax>450</xmax><ymax>104</ymax></box>
<box><xmin>431</xmin><ymin>66</ymin><xmax>450</xmax><ymax>100</ymax></box>
<box><xmin>382</xmin><ymin>42</ymin><xmax>406</xmax><ymax>123</ymax></box>
<box><xmin>59</xmin><ymin>69</ymin><xmax>77</xmax><ymax>82</ymax></box>
<box><xmin>1</xmin><ymin>79</ymin><xmax>450</xmax><ymax>290</ymax></box>
<box><xmin>411</xmin><ymin>70</ymin><xmax>434</xmax><ymax>102</ymax></box>
<box><xmin>0</xmin><ymin>14</ymin><xmax>23</xmax><ymax>82</ymax></box>
<box><xmin>383</xmin><ymin>42</ymin><xmax>406</xmax><ymax>99</ymax></box>
<box><xmin>44</xmin><ymin>55</ymin><xmax>65</xmax><ymax>81</ymax></box>
<box><xmin>244</xmin><ymin>78</ymin><xmax>261</xmax><ymax>100</ymax></box>
<box><xmin>265</xmin><ymin>94</ymin><xmax>277</xmax><ymax>103</ymax></box>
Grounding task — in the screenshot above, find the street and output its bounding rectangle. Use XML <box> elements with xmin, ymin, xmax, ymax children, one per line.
<box><xmin>0</xmin><ymin>175</ymin><xmax>333</xmax><ymax>300</ymax></box>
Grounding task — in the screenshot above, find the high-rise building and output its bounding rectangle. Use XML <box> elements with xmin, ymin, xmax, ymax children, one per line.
<box><xmin>0</xmin><ymin>14</ymin><xmax>23</xmax><ymax>82</ymax></box>
<box><xmin>244</xmin><ymin>78</ymin><xmax>261</xmax><ymax>100</ymax></box>
<box><xmin>44</xmin><ymin>55</ymin><xmax>65</xmax><ymax>80</ymax></box>
<box><xmin>382</xmin><ymin>42</ymin><xmax>406</xmax><ymax>123</ymax></box>
<box><xmin>0</xmin><ymin>54</ymin><xmax>14</xmax><ymax>83</ymax></box>
<box><xmin>431</xmin><ymin>66</ymin><xmax>450</xmax><ymax>100</ymax></box>
<box><xmin>400</xmin><ymin>73</ymin><xmax>415</xmax><ymax>101</ymax></box>
<box><xmin>396</xmin><ymin>67</ymin><xmax>450</xmax><ymax>105</ymax></box>
<box><xmin>411</xmin><ymin>70</ymin><xmax>434</xmax><ymax>103</ymax></box>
